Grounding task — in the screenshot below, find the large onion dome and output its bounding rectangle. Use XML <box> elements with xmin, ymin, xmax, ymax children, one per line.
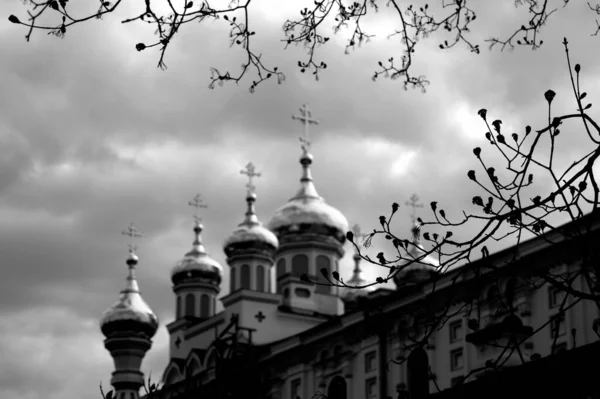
<box><xmin>393</xmin><ymin>222</ymin><xmax>439</xmax><ymax>287</ymax></box>
<box><xmin>223</xmin><ymin>191</ymin><xmax>278</xmax><ymax>257</ymax></box>
<box><xmin>100</xmin><ymin>250</ymin><xmax>159</xmax><ymax>338</ymax></box>
<box><xmin>341</xmin><ymin>252</ymin><xmax>369</xmax><ymax>303</ymax></box>
<box><xmin>267</xmin><ymin>151</ymin><xmax>348</xmax><ymax>243</ymax></box>
<box><xmin>171</xmin><ymin>221</ymin><xmax>223</xmax><ymax>286</ymax></box>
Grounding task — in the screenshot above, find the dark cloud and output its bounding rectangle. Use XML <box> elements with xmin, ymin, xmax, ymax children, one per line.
<box><xmin>1</xmin><ymin>1</ymin><xmax>598</xmax><ymax>398</ymax></box>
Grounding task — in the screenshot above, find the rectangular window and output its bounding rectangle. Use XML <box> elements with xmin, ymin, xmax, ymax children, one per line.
<box><xmin>365</xmin><ymin>377</ymin><xmax>377</xmax><ymax>399</ymax></box>
<box><xmin>550</xmin><ymin>313</ymin><xmax>566</xmax><ymax>338</ymax></box>
<box><xmin>552</xmin><ymin>342</ymin><xmax>567</xmax><ymax>354</ymax></box>
<box><xmin>290</xmin><ymin>378</ymin><xmax>301</xmax><ymax>399</ymax></box>
<box><xmin>449</xmin><ymin>320</ymin><xmax>463</xmax><ymax>343</ymax></box>
<box><xmin>365</xmin><ymin>351</ymin><xmax>377</xmax><ymax>373</ymax></box>
<box><xmin>450</xmin><ymin>348</ymin><xmax>464</xmax><ymax>371</ymax></box>
<box><xmin>451</xmin><ymin>376</ymin><xmax>464</xmax><ymax>387</ymax></box>
<box><xmin>548</xmin><ymin>285</ymin><xmax>566</xmax><ymax>309</ymax></box>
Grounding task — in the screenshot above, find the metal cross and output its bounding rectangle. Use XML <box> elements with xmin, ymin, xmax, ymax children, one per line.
<box><xmin>188</xmin><ymin>193</ymin><xmax>208</xmax><ymax>223</ymax></box>
<box><xmin>121</xmin><ymin>222</ymin><xmax>143</xmax><ymax>252</ymax></box>
<box><xmin>291</xmin><ymin>104</ymin><xmax>319</xmax><ymax>154</ymax></box>
<box><xmin>255</xmin><ymin>311</ymin><xmax>266</xmax><ymax>323</ymax></box>
<box><xmin>405</xmin><ymin>193</ymin><xmax>424</xmax><ymax>224</ymax></box>
<box><xmin>175</xmin><ymin>336</ymin><xmax>182</xmax><ymax>349</ymax></box>
<box><xmin>240</xmin><ymin>162</ymin><xmax>261</xmax><ymax>195</ymax></box>
<box><xmin>351</xmin><ymin>224</ymin><xmax>368</xmax><ymax>250</ymax></box>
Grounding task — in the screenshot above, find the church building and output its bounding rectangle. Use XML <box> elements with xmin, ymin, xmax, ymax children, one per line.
<box><xmin>99</xmin><ymin>105</ymin><xmax>600</xmax><ymax>399</ymax></box>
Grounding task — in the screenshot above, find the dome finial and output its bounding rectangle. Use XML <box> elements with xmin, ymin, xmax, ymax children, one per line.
<box><xmin>291</xmin><ymin>103</ymin><xmax>321</xmax><ymax>200</ymax></box>
<box><xmin>187</xmin><ymin>193</ymin><xmax>208</xmax><ymax>253</ymax></box>
<box><xmin>405</xmin><ymin>193</ymin><xmax>424</xmax><ymax>225</ymax></box>
<box><xmin>239</xmin><ymin>162</ymin><xmax>261</xmax><ymax>226</ymax></box>
<box><xmin>350</xmin><ymin>224</ymin><xmax>367</xmax><ymax>274</ymax></box>
<box><xmin>121</xmin><ymin>222</ymin><xmax>142</xmax><ymax>292</ymax></box>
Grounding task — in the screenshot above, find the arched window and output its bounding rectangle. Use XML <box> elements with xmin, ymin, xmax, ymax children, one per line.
<box><xmin>176</xmin><ymin>295</ymin><xmax>182</xmax><ymax>318</ymax></box>
<box><xmin>292</xmin><ymin>254</ymin><xmax>309</xmax><ymax>277</ymax></box>
<box><xmin>185</xmin><ymin>293</ymin><xmax>195</xmax><ymax>317</ymax></box>
<box><xmin>316</xmin><ymin>255</ymin><xmax>331</xmax><ymax>294</ymax></box>
<box><xmin>164</xmin><ymin>365</ymin><xmax>181</xmax><ymax>386</ymax></box>
<box><xmin>206</xmin><ymin>351</ymin><xmax>217</xmax><ymax>370</ymax></box>
<box><xmin>327</xmin><ymin>376</ymin><xmax>347</xmax><ymax>399</ymax></box>
<box><xmin>230</xmin><ymin>267</ymin><xmax>236</xmax><ymax>293</ymax></box>
<box><xmin>257</xmin><ymin>265</ymin><xmax>265</xmax><ymax>292</ymax></box>
<box><xmin>407</xmin><ymin>347</ymin><xmax>429</xmax><ymax>399</ymax></box>
<box><xmin>241</xmin><ymin>264</ymin><xmax>251</xmax><ymax>289</ymax></box>
<box><xmin>201</xmin><ymin>294</ymin><xmax>210</xmax><ymax>318</ymax></box>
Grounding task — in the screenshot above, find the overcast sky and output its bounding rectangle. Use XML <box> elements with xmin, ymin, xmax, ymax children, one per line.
<box><xmin>1</xmin><ymin>1</ymin><xmax>599</xmax><ymax>398</ymax></box>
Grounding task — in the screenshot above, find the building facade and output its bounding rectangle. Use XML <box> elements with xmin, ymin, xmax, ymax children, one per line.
<box><xmin>100</xmin><ymin>105</ymin><xmax>600</xmax><ymax>399</ymax></box>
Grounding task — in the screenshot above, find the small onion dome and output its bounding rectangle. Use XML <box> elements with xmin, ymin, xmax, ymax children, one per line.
<box><xmin>267</xmin><ymin>152</ymin><xmax>348</xmax><ymax>243</ymax></box>
<box><xmin>341</xmin><ymin>253</ymin><xmax>369</xmax><ymax>302</ymax></box>
<box><xmin>100</xmin><ymin>251</ymin><xmax>159</xmax><ymax>338</ymax></box>
<box><xmin>393</xmin><ymin>222</ymin><xmax>439</xmax><ymax>286</ymax></box>
<box><xmin>223</xmin><ymin>192</ymin><xmax>278</xmax><ymax>257</ymax></box>
<box><xmin>171</xmin><ymin>221</ymin><xmax>223</xmax><ymax>286</ymax></box>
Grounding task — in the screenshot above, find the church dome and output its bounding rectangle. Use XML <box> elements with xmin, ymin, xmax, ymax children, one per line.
<box><xmin>223</xmin><ymin>191</ymin><xmax>278</xmax><ymax>257</ymax></box>
<box><xmin>267</xmin><ymin>152</ymin><xmax>348</xmax><ymax>242</ymax></box>
<box><xmin>100</xmin><ymin>251</ymin><xmax>159</xmax><ymax>338</ymax></box>
<box><xmin>171</xmin><ymin>222</ymin><xmax>223</xmax><ymax>285</ymax></box>
<box><xmin>393</xmin><ymin>222</ymin><xmax>439</xmax><ymax>287</ymax></box>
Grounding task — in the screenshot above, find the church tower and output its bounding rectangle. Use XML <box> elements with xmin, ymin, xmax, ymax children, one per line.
<box><xmin>100</xmin><ymin>224</ymin><xmax>159</xmax><ymax>399</ymax></box>
<box><xmin>267</xmin><ymin>104</ymin><xmax>349</xmax><ymax>316</ymax></box>
<box><xmin>168</xmin><ymin>194</ymin><xmax>223</xmax><ymax>355</ymax></box>
<box><xmin>221</xmin><ymin>162</ymin><xmax>279</xmax><ymax>332</ymax></box>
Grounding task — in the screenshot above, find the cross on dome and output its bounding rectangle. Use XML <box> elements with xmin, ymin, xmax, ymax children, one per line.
<box><xmin>240</xmin><ymin>162</ymin><xmax>262</xmax><ymax>195</ymax></box>
<box><xmin>405</xmin><ymin>193</ymin><xmax>424</xmax><ymax>224</ymax></box>
<box><xmin>291</xmin><ymin>104</ymin><xmax>319</xmax><ymax>154</ymax></box>
<box><xmin>121</xmin><ymin>222</ymin><xmax>142</xmax><ymax>253</ymax></box>
<box><xmin>188</xmin><ymin>193</ymin><xmax>208</xmax><ymax>223</ymax></box>
<box><xmin>351</xmin><ymin>224</ymin><xmax>368</xmax><ymax>251</ymax></box>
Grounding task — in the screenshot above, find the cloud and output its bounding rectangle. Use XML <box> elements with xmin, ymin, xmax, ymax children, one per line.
<box><xmin>2</xmin><ymin>0</ymin><xmax>600</xmax><ymax>398</ymax></box>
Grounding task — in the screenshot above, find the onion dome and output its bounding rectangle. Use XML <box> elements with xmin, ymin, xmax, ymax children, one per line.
<box><xmin>100</xmin><ymin>250</ymin><xmax>159</xmax><ymax>338</ymax></box>
<box><xmin>341</xmin><ymin>252</ymin><xmax>369</xmax><ymax>302</ymax></box>
<box><xmin>393</xmin><ymin>222</ymin><xmax>439</xmax><ymax>286</ymax></box>
<box><xmin>171</xmin><ymin>221</ymin><xmax>223</xmax><ymax>285</ymax></box>
<box><xmin>267</xmin><ymin>150</ymin><xmax>348</xmax><ymax>243</ymax></box>
<box><xmin>223</xmin><ymin>190</ymin><xmax>278</xmax><ymax>257</ymax></box>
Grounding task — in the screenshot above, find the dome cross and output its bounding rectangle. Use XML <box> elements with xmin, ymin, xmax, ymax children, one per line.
<box><xmin>292</xmin><ymin>104</ymin><xmax>319</xmax><ymax>154</ymax></box>
<box><xmin>351</xmin><ymin>224</ymin><xmax>368</xmax><ymax>251</ymax></box>
<box><xmin>121</xmin><ymin>222</ymin><xmax>142</xmax><ymax>253</ymax></box>
<box><xmin>188</xmin><ymin>193</ymin><xmax>208</xmax><ymax>224</ymax></box>
<box><xmin>240</xmin><ymin>162</ymin><xmax>261</xmax><ymax>195</ymax></box>
<box><xmin>405</xmin><ymin>193</ymin><xmax>424</xmax><ymax>224</ymax></box>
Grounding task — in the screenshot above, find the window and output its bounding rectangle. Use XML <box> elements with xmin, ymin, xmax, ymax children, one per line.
<box><xmin>241</xmin><ymin>264</ymin><xmax>251</xmax><ymax>290</ymax></box>
<box><xmin>316</xmin><ymin>255</ymin><xmax>332</xmax><ymax>294</ymax></box>
<box><xmin>257</xmin><ymin>265</ymin><xmax>265</xmax><ymax>292</ymax></box>
<box><xmin>185</xmin><ymin>293</ymin><xmax>195</xmax><ymax>317</ymax></box>
<box><xmin>550</xmin><ymin>312</ymin><xmax>566</xmax><ymax>338</ymax></box>
<box><xmin>200</xmin><ymin>294</ymin><xmax>210</xmax><ymax>318</ymax></box>
<box><xmin>548</xmin><ymin>285</ymin><xmax>566</xmax><ymax>309</ymax></box>
<box><xmin>365</xmin><ymin>377</ymin><xmax>377</xmax><ymax>399</ymax></box>
<box><xmin>176</xmin><ymin>295</ymin><xmax>182</xmax><ymax>318</ymax></box>
<box><xmin>230</xmin><ymin>267</ymin><xmax>236</xmax><ymax>293</ymax></box>
<box><xmin>552</xmin><ymin>342</ymin><xmax>567</xmax><ymax>354</ymax></box>
<box><xmin>295</xmin><ymin>288</ymin><xmax>310</xmax><ymax>298</ymax></box>
<box><xmin>291</xmin><ymin>378</ymin><xmax>302</xmax><ymax>399</ymax></box>
<box><xmin>449</xmin><ymin>320</ymin><xmax>463</xmax><ymax>343</ymax></box>
<box><xmin>327</xmin><ymin>376</ymin><xmax>347</xmax><ymax>399</ymax></box>
<box><xmin>450</xmin><ymin>348</ymin><xmax>464</xmax><ymax>371</ymax></box>
<box><xmin>365</xmin><ymin>351</ymin><xmax>377</xmax><ymax>373</ymax></box>
<box><xmin>292</xmin><ymin>254</ymin><xmax>309</xmax><ymax>277</ymax></box>
<box><xmin>451</xmin><ymin>376</ymin><xmax>464</xmax><ymax>387</ymax></box>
